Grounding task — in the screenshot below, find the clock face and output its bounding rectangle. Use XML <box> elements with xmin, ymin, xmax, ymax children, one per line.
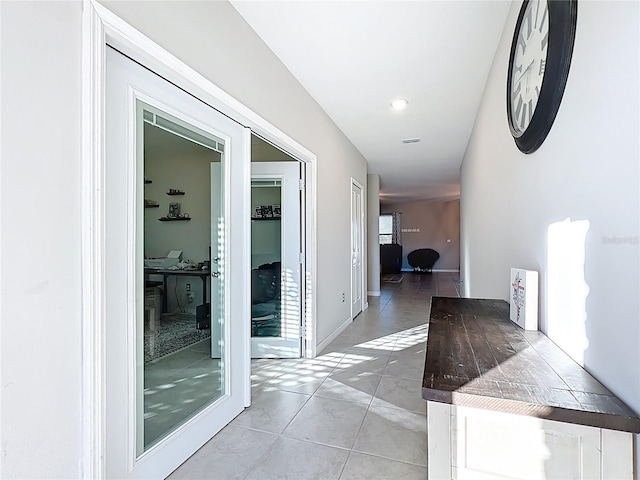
<box><xmin>506</xmin><ymin>0</ymin><xmax>577</xmax><ymax>154</ymax></box>
<box><xmin>509</xmin><ymin>0</ymin><xmax>549</xmax><ymax>136</ymax></box>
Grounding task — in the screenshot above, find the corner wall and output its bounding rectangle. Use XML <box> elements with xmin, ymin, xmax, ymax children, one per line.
<box><xmin>461</xmin><ymin>0</ymin><xmax>639</xmax><ymax>421</ymax></box>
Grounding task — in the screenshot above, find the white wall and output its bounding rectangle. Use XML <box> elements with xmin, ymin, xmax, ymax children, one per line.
<box><xmin>100</xmin><ymin>0</ymin><xmax>368</xmax><ymax>343</ymax></box>
<box><xmin>1</xmin><ymin>2</ymin><xmax>367</xmax><ymax>476</ymax></box>
<box><xmin>367</xmin><ymin>174</ymin><xmax>380</xmax><ymax>296</ymax></box>
<box><xmin>382</xmin><ymin>199</ymin><xmax>460</xmax><ymax>271</ymax></box>
<box><xmin>461</xmin><ymin>0</ymin><xmax>639</xmax><ymax>423</ymax></box>
<box><xmin>1</xmin><ymin>2</ymin><xmax>83</xmax><ymax>478</ymax></box>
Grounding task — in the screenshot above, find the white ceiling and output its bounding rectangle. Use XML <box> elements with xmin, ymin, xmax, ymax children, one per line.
<box><xmin>231</xmin><ymin>1</ymin><xmax>511</xmax><ymax>204</ymax></box>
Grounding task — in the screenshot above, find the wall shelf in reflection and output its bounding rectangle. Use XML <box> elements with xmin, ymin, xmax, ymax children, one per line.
<box><xmin>159</xmin><ymin>217</ymin><xmax>191</xmax><ymax>222</ymax></box>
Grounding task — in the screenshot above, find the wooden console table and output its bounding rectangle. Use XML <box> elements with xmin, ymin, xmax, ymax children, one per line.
<box><xmin>422</xmin><ymin>297</ymin><xmax>640</xmax><ymax>479</ymax></box>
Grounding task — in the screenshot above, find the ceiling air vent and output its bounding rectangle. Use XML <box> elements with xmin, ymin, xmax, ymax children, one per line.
<box><xmin>402</xmin><ymin>138</ymin><xmax>421</xmax><ymax>144</ymax></box>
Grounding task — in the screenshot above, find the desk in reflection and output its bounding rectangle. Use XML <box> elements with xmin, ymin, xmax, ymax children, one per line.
<box><xmin>144</xmin><ymin>267</ymin><xmax>209</xmax><ymax>313</ymax></box>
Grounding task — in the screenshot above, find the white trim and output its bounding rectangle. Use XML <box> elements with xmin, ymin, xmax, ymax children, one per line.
<box><xmin>363</xmin><ymin>301</ymin><xmax>369</xmax><ymax>311</ymax></box>
<box><xmin>304</xmin><ymin>157</ymin><xmax>318</xmax><ymax>358</ymax></box>
<box><xmin>81</xmin><ymin>3</ymin><xmax>106</xmax><ymax>477</ymax></box>
<box><xmin>90</xmin><ymin>1</ymin><xmax>317</xmax><ymax>164</ymax></box>
<box><xmin>0</xmin><ymin>4</ymin><xmax>4</xmax><ymax>479</ymax></box>
<box><xmin>367</xmin><ymin>291</ymin><xmax>381</xmax><ymax>297</ymax></box>
<box><xmin>316</xmin><ymin>316</ymin><xmax>353</xmax><ymax>354</ymax></box>
<box><xmin>82</xmin><ymin>1</ymin><xmax>319</xmax><ymax>474</ymax></box>
<box><xmin>241</xmin><ymin>128</ymin><xmax>252</xmax><ymax>407</ymax></box>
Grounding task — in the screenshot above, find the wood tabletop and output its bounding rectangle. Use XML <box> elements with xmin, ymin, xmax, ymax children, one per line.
<box><xmin>422</xmin><ymin>296</ymin><xmax>640</xmax><ymax>433</ymax></box>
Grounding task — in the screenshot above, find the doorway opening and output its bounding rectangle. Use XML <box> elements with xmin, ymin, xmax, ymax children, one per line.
<box><xmin>250</xmin><ymin>134</ymin><xmax>305</xmax><ymax>359</ymax></box>
<box><xmin>351</xmin><ymin>179</ymin><xmax>365</xmax><ymax>320</ymax></box>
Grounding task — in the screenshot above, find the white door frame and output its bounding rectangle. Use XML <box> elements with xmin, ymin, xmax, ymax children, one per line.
<box><xmin>351</xmin><ymin>178</ymin><xmax>366</xmax><ymax>319</ymax></box>
<box><xmin>81</xmin><ymin>1</ymin><xmax>318</xmax><ymax>477</ymax></box>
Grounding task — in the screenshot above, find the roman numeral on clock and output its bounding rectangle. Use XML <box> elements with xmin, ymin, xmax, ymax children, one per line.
<box><xmin>539</xmin><ymin>59</ymin><xmax>546</xmax><ymax>76</ymax></box>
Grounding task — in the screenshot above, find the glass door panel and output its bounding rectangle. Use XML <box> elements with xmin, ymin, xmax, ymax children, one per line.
<box><xmin>250</xmin><ymin>162</ymin><xmax>301</xmax><ymax>358</ymax></box>
<box><xmin>140</xmin><ymin>104</ymin><xmax>225</xmax><ymax>451</ymax></box>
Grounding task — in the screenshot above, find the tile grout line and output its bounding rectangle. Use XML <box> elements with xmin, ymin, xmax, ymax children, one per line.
<box><xmin>169</xmin><ymin>273</ymin><xmax>458</xmax><ymax>479</ymax></box>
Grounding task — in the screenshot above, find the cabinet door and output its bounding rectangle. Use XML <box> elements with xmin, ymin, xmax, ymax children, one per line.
<box><xmin>451</xmin><ymin>406</ymin><xmax>601</xmax><ymax>480</ymax></box>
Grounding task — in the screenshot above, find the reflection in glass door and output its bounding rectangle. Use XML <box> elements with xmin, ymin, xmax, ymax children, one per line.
<box><xmin>140</xmin><ymin>105</ymin><xmax>225</xmax><ymax>451</ymax></box>
<box><xmin>250</xmin><ymin>179</ymin><xmax>283</xmax><ymax>340</ymax></box>
<box><xmin>250</xmin><ymin>161</ymin><xmax>302</xmax><ymax>358</ymax></box>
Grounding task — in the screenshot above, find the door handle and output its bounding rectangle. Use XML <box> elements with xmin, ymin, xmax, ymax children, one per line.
<box><xmin>211</xmin><ymin>271</ymin><xmax>220</xmax><ymax>278</ymax></box>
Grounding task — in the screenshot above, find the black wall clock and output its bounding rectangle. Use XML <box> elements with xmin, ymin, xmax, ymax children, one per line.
<box><xmin>507</xmin><ymin>0</ymin><xmax>577</xmax><ymax>154</ymax></box>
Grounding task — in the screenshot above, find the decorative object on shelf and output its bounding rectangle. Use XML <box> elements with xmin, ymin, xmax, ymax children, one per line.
<box><xmin>507</xmin><ymin>0</ymin><xmax>577</xmax><ymax>153</ymax></box>
<box><xmin>251</xmin><ymin>204</ymin><xmax>282</xmax><ymax>220</ymax></box>
<box><xmin>168</xmin><ymin>202</ymin><xmax>181</xmax><ymax>218</ymax></box>
<box><xmin>161</xmin><ymin>203</ymin><xmax>190</xmax><ymax>221</ymax></box>
<box><xmin>261</xmin><ymin>205</ymin><xmax>273</xmax><ymax>218</ymax></box>
<box><xmin>167</xmin><ymin>188</ymin><xmax>185</xmax><ymax>195</ymax></box>
<box><xmin>144</xmin><ymin>199</ymin><xmax>159</xmax><ymax>208</ymax></box>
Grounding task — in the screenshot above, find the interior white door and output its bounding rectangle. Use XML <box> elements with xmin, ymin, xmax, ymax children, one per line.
<box><xmin>351</xmin><ymin>181</ymin><xmax>364</xmax><ymax>318</ymax></box>
<box><xmin>106</xmin><ymin>46</ymin><xmax>249</xmax><ymax>479</ymax></box>
<box><xmin>251</xmin><ymin>162</ymin><xmax>302</xmax><ymax>358</ymax></box>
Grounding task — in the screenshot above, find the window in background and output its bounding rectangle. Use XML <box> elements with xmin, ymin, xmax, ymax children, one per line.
<box><xmin>379</xmin><ymin>214</ymin><xmax>393</xmax><ymax>244</ymax></box>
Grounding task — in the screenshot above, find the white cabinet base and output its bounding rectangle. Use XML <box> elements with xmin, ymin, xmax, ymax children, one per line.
<box><xmin>427</xmin><ymin>401</ymin><xmax>634</xmax><ymax>480</ymax></box>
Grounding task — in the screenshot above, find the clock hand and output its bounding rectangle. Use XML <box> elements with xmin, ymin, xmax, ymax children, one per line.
<box><xmin>514</xmin><ymin>59</ymin><xmax>535</xmax><ymax>86</ymax></box>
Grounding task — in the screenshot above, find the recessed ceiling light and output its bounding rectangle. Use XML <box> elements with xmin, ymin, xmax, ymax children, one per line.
<box><xmin>390</xmin><ymin>98</ymin><xmax>409</xmax><ymax>110</ymax></box>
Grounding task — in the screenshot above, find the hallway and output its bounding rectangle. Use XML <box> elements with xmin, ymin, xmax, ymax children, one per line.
<box><xmin>168</xmin><ymin>272</ymin><xmax>460</xmax><ymax>479</ymax></box>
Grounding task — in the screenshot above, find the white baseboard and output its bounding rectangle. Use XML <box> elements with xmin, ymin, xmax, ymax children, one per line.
<box><xmin>363</xmin><ymin>301</ymin><xmax>369</xmax><ymax>311</ymax></box>
<box><xmin>367</xmin><ymin>290</ymin><xmax>381</xmax><ymax>297</ymax></box>
<box><xmin>316</xmin><ymin>316</ymin><xmax>352</xmax><ymax>354</ymax></box>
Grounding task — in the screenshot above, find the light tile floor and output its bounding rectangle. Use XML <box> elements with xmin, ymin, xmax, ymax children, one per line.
<box><xmin>168</xmin><ymin>272</ymin><xmax>460</xmax><ymax>479</ymax></box>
